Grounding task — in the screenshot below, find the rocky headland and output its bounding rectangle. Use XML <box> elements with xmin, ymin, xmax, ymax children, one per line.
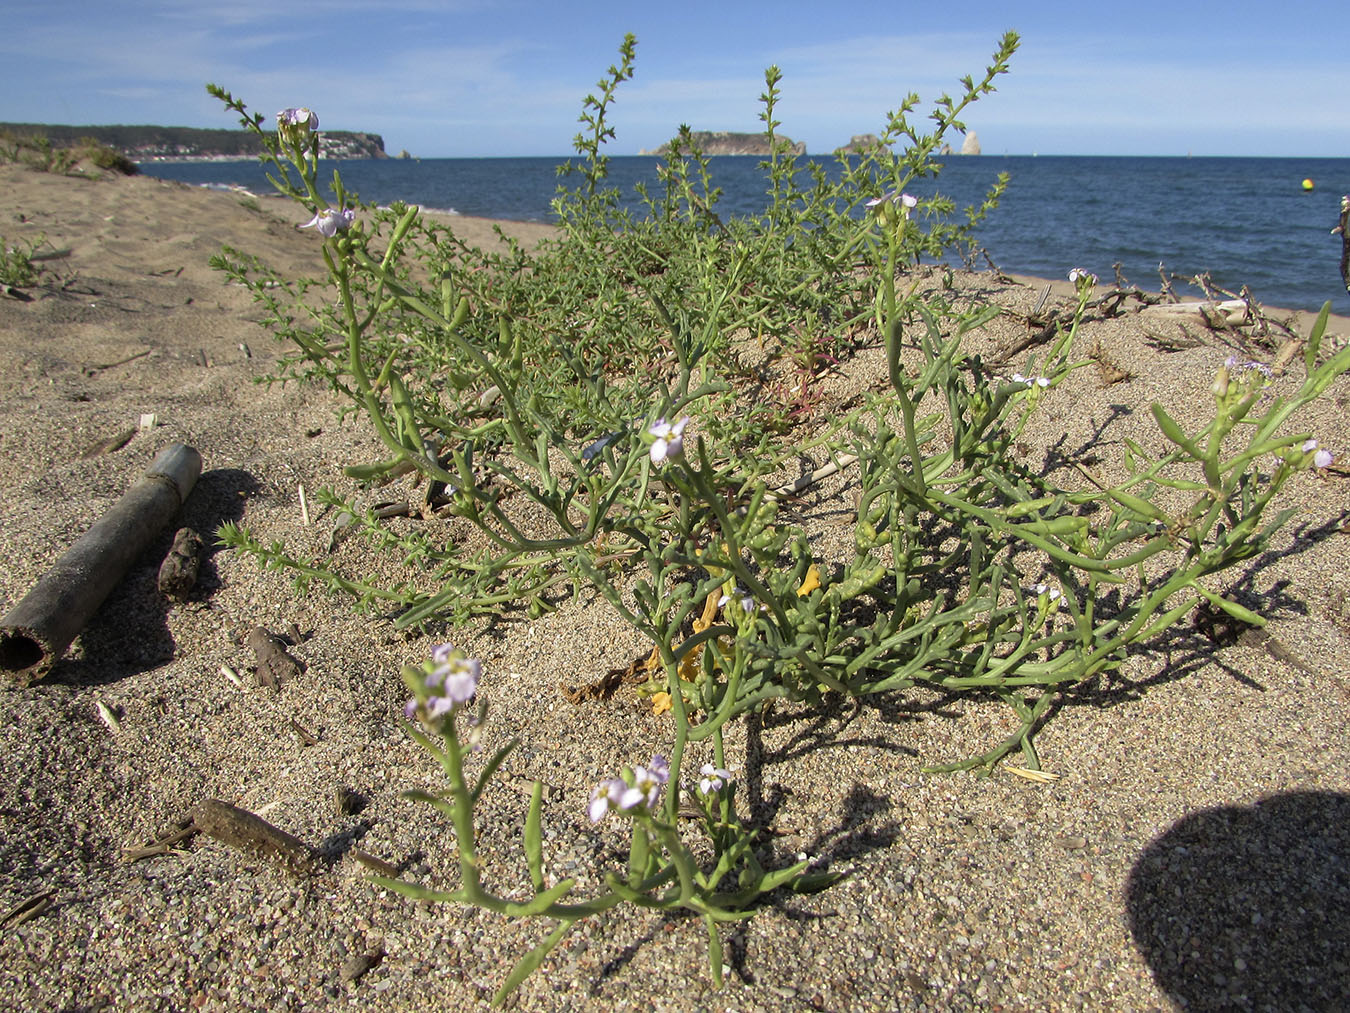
<box><xmin>0</xmin><ymin>122</ymin><xmax>387</xmax><ymax>161</ymax></box>
<box><xmin>639</xmin><ymin>130</ymin><xmax>806</xmax><ymax>156</ymax></box>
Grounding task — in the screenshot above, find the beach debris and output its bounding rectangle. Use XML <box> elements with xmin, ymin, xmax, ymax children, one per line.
<box><xmin>138</xmin><ymin>413</ymin><xmax>158</xmax><ymax>431</ymax></box>
<box><xmin>289</xmin><ymin>717</ymin><xmax>319</xmax><ymax>747</ymax></box>
<box><xmin>560</xmin><ymin>658</ymin><xmax>639</xmax><ymax>704</ymax></box>
<box><xmin>334</xmin><ymin>786</ymin><xmax>364</xmax><ymax>816</ymax></box>
<box><xmin>94</xmin><ymin>699</ymin><xmax>121</xmax><ymax>734</ymax></box>
<box><xmin>298</xmin><ymin>483</ymin><xmax>310</xmax><ymax>526</ymax></box>
<box><xmin>219</xmin><ymin>663</ymin><xmax>243</xmax><ymax>688</ymax></box>
<box><xmin>120</xmin><ymin>818</ymin><xmax>199</xmax><ymax>864</ymax></box>
<box><xmin>248</xmin><ymin>626</ymin><xmax>304</xmax><ymax>690</ymax></box>
<box><xmin>0</xmin><ymin>889</ymin><xmax>56</xmax><ymax>930</ymax></box>
<box><xmin>1088</xmin><ymin>337</ymin><xmax>1132</xmax><ymax>386</ymax></box>
<box><xmin>765</xmin><ymin>453</ymin><xmax>859</xmax><ymax>502</ymax></box>
<box><xmin>157</xmin><ymin>526</ymin><xmax>204</xmax><ymax>600</ymax></box>
<box><xmin>351</xmin><ymin>849</ymin><xmax>399</xmax><ymax>878</ymax></box>
<box><xmin>0</xmin><ymin>443</ymin><xmax>202</xmax><ymax>686</ymax></box>
<box><xmin>191</xmin><ymin>798</ymin><xmax>320</xmax><ymax>880</ymax></box>
<box><xmin>83</xmin><ymin>348</ymin><xmax>151</xmax><ymax>377</ymax></box>
<box><xmin>1270</xmin><ymin>337</ymin><xmax>1304</xmax><ymax>376</ymax></box>
<box><xmin>79</xmin><ymin>427</ymin><xmax>137</xmax><ymax>459</ymax></box>
<box><xmin>1004</xmin><ymin>765</ymin><xmax>1060</xmax><ymax>783</ymax></box>
<box><xmin>1140</xmin><ymin>298</ymin><xmax>1250</xmax><ymax>326</ymax></box>
<box><xmin>339</xmin><ymin>945</ymin><xmax>385</xmax><ymax>984</ymax></box>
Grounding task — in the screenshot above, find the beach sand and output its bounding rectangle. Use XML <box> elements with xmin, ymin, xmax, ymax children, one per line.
<box><xmin>2</xmin><ymin>161</ymin><xmax>1349</xmax><ymax>1011</ymax></box>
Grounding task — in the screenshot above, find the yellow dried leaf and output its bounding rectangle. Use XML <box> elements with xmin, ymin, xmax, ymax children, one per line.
<box><xmin>796</xmin><ymin>564</ymin><xmax>821</xmax><ymax>598</ymax></box>
<box><xmin>693</xmin><ymin>590</ymin><xmax>720</xmax><ymax>634</ymax></box>
<box><xmin>651</xmin><ymin>692</ymin><xmax>673</xmax><ymax>716</ymax></box>
<box><xmin>678</xmin><ymin>648</ymin><xmax>702</xmax><ymax>682</ymax></box>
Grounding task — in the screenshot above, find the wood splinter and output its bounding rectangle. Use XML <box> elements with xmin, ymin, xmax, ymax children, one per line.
<box><xmin>191</xmin><ymin>798</ymin><xmax>320</xmax><ymax>880</ymax></box>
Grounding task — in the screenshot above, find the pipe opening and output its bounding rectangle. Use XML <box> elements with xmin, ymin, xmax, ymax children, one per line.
<box><xmin>0</xmin><ymin>632</ymin><xmax>46</xmax><ymax>675</ymax></box>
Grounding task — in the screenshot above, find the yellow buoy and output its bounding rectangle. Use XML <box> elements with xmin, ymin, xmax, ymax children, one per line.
<box><xmin>1302</xmin><ymin>178</ymin><xmax>1315</xmax><ymax>191</ymax></box>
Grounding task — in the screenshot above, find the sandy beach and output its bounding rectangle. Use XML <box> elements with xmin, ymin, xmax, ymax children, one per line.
<box><xmin>2</xmin><ymin>161</ymin><xmax>1348</xmax><ymax>1012</ymax></box>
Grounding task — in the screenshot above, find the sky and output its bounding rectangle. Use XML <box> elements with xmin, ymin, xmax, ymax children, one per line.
<box><xmin>2</xmin><ymin>0</ymin><xmax>1348</xmax><ymax>158</ymax></box>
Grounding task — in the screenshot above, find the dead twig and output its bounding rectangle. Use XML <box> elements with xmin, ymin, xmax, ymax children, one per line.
<box><xmin>120</xmin><ymin>820</ymin><xmax>200</xmax><ymax>864</ymax></box>
<box><xmin>0</xmin><ymin>889</ymin><xmax>56</xmax><ymax>929</ymax></box>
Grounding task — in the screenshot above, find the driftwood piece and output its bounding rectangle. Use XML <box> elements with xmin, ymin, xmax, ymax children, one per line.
<box><xmin>157</xmin><ymin>526</ymin><xmax>204</xmax><ymax>600</ymax></box>
<box><xmin>249</xmin><ymin>626</ymin><xmax>304</xmax><ymax>690</ymax></box>
<box><xmin>191</xmin><ymin>798</ymin><xmax>320</xmax><ymax>879</ymax></box>
<box><xmin>1139</xmin><ymin>299</ymin><xmax>1250</xmax><ymax>325</ymax></box>
<box><xmin>0</xmin><ymin>444</ymin><xmax>202</xmax><ymax>686</ymax></box>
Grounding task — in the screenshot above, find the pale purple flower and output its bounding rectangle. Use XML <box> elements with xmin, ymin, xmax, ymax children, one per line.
<box><xmin>866</xmin><ymin>190</ymin><xmax>916</xmax><ymax>209</ymax></box>
<box><xmin>648</xmin><ymin>416</ymin><xmax>689</xmax><ymax>465</ymax></box>
<box><xmin>588</xmin><ymin>754</ymin><xmax>669</xmax><ymax>822</ymax></box>
<box><xmin>588</xmin><ymin>778</ymin><xmax>627</xmax><ymax>823</ymax></box>
<box><xmin>1068</xmin><ymin>268</ymin><xmax>1097</xmax><ymax>286</ymax></box>
<box><xmin>717</xmin><ymin>588</ymin><xmax>752</xmax><ymax>612</ymax></box>
<box><xmin>1010</xmin><ymin>373</ymin><xmax>1050</xmax><ymax>388</ymax></box>
<box><xmin>409</xmin><ymin>645</ymin><xmax>481</xmax><ymax>720</ymax></box>
<box><xmin>698</xmin><ymin>763</ymin><xmax>733</xmax><ymax>795</ymax></box>
<box><xmin>299</xmin><ymin>208</ymin><xmax>355</xmax><ymax>238</ymax></box>
<box><xmin>1303</xmin><ymin>439</ymin><xmax>1335</xmax><ymax>470</ymax></box>
<box><xmin>865</xmin><ymin>191</ymin><xmax>918</xmax><ymax>218</ymax></box>
<box><xmin>427</xmin><ymin>655</ymin><xmax>481</xmax><ymax>704</ymax></box>
<box><xmin>1029</xmin><ymin>583</ymin><xmax>1065</xmax><ymax>607</ymax></box>
<box><xmin>1224</xmin><ymin>355</ymin><xmax>1273</xmax><ymax>381</ymax></box>
<box><xmin>277</xmin><ymin>107</ymin><xmax>319</xmax><ymax>132</ymax></box>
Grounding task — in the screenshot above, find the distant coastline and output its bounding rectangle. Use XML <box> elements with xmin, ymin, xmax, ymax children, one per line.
<box><xmin>0</xmin><ymin>122</ymin><xmax>387</xmax><ymax>161</ymax></box>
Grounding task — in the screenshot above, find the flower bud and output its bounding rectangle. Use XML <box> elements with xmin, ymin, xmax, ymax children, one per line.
<box><xmin>276</xmin><ymin>107</ymin><xmax>319</xmax><ymax>147</ymax></box>
<box><xmin>1212</xmin><ymin>364</ymin><xmax>1230</xmax><ymax>399</ymax></box>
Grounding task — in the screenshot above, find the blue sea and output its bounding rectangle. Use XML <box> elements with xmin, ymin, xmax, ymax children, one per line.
<box><xmin>140</xmin><ymin>155</ymin><xmax>1350</xmax><ymax>316</ymax></box>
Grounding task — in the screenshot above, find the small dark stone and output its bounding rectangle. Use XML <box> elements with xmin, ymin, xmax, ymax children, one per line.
<box><xmin>339</xmin><ymin>948</ymin><xmax>383</xmax><ymax>983</ymax></box>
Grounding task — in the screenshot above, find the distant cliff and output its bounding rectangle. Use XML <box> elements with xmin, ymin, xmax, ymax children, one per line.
<box><xmin>834</xmin><ymin>133</ymin><xmax>887</xmax><ymax>155</ymax></box>
<box><xmin>0</xmin><ymin>122</ymin><xmax>387</xmax><ymax>161</ymax></box>
<box><xmin>640</xmin><ymin>130</ymin><xmax>806</xmax><ymax>156</ymax></box>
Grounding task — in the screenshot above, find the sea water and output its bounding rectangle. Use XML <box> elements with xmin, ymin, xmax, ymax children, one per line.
<box><xmin>142</xmin><ymin>155</ymin><xmax>1350</xmax><ymax>316</ymax></box>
